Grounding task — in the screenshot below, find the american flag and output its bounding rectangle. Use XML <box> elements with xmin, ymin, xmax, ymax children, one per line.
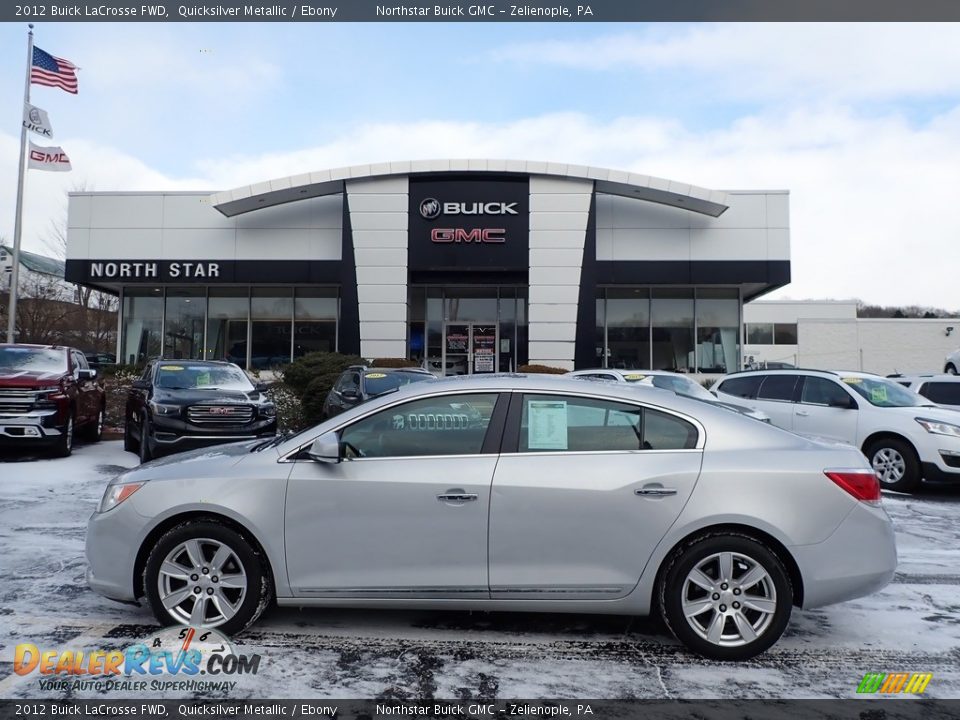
<box><xmin>31</xmin><ymin>46</ymin><xmax>78</xmax><ymax>94</ymax></box>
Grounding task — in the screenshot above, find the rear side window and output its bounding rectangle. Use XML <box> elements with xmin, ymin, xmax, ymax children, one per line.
<box><xmin>518</xmin><ymin>395</ymin><xmax>698</xmax><ymax>452</ymax></box>
<box><xmin>717</xmin><ymin>376</ymin><xmax>762</xmax><ymax>399</ymax></box>
<box><xmin>757</xmin><ymin>375</ymin><xmax>800</xmax><ymax>402</ymax></box>
<box><xmin>918</xmin><ymin>382</ymin><xmax>960</xmax><ymax>406</ymax></box>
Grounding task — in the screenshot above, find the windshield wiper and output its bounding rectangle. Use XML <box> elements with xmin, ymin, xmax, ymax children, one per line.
<box><xmin>251</xmin><ymin>433</ymin><xmax>289</xmax><ymax>452</ymax></box>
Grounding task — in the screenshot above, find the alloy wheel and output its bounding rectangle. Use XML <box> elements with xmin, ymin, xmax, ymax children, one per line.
<box><xmin>157</xmin><ymin>538</ymin><xmax>248</xmax><ymax>627</ymax></box>
<box><xmin>872</xmin><ymin>447</ymin><xmax>906</xmax><ymax>485</ymax></box>
<box><xmin>65</xmin><ymin>416</ymin><xmax>73</xmax><ymax>452</ymax></box>
<box><xmin>680</xmin><ymin>551</ymin><xmax>777</xmax><ymax>648</ymax></box>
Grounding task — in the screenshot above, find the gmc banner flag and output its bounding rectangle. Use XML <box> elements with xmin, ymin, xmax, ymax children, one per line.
<box><xmin>28</xmin><ymin>142</ymin><xmax>72</xmax><ymax>172</ymax></box>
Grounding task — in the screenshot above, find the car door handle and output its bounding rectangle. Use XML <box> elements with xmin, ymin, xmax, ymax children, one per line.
<box><xmin>437</xmin><ymin>493</ymin><xmax>478</xmax><ymax>502</ymax></box>
<box><xmin>635</xmin><ymin>488</ymin><xmax>678</xmax><ymax>497</ymax></box>
<box><xmin>796</xmin><ymin>410</ymin><xmax>809</xmax><ymax>417</ymax></box>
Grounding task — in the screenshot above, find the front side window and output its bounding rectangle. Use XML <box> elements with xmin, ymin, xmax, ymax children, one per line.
<box><xmin>519</xmin><ymin>395</ymin><xmax>697</xmax><ymax>453</ymax></box>
<box><xmin>800</xmin><ymin>377</ymin><xmax>853</xmax><ymax>406</ymax></box>
<box><xmin>339</xmin><ymin>393</ymin><xmax>499</xmax><ymax>458</ymax></box>
<box><xmin>336</xmin><ymin>372</ymin><xmax>360</xmax><ymax>393</ymax></box>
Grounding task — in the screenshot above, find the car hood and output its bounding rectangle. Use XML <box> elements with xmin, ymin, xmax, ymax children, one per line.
<box><xmin>0</xmin><ymin>370</ymin><xmax>68</xmax><ymax>387</ymax></box>
<box><xmin>902</xmin><ymin>404</ymin><xmax>960</xmax><ymax>422</ymax></box>
<box><xmin>153</xmin><ymin>387</ymin><xmax>267</xmax><ymax>404</ymax></box>
<box><xmin>115</xmin><ymin>439</ymin><xmax>275</xmax><ymax>484</ymax></box>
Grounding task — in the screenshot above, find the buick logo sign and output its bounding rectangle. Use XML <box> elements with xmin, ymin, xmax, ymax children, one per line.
<box><xmin>419</xmin><ymin>198</ymin><xmax>441</xmax><ymax>220</ymax></box>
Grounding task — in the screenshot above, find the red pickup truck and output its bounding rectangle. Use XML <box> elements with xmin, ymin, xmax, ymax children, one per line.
<box><xmin>0</xmin><ymin>343</ymin><xmax>106</xmax><ymax>457</ymax></box>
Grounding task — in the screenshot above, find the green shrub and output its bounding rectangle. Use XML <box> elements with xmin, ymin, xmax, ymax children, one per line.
<box><xmin>281</xmin><ymin>351</ymin><xmax>365</xmax><ymax>427</ymax></box>
<box><xmin>517</xmin><ymin>364</ymin><xmax>568</xmax><ymax>374</ymax></box>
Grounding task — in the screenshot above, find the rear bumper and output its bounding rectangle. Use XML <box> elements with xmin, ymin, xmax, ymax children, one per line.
<box><xmin>792</xmin><ymin>501</ymin><xmax>897</xmax><ymax>609</ymax></box>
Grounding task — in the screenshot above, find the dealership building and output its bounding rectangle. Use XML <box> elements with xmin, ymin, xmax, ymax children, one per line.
<box><xmin>64</xmin><ymin>160</ymin><xmax>790</xmax><ymax>373</ymax></box>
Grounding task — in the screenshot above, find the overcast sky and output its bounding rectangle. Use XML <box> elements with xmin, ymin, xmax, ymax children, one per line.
<box><xmin>1</xmin><ymin>22</ymin><xmax>958</xmax><ymax>308</ymax></box>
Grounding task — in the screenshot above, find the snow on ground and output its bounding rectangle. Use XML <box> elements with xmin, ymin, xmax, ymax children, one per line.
<box><xmin>0</xmin><ymin>441</ymin><xmax>958</xmax><ymax>700</ymax></box>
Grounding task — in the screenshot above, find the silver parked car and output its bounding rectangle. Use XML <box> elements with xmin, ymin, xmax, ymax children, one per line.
<box><xmin>86</xmin><ymin>375</ymin><xmax>896</xmax><ymax>660</ymax></box>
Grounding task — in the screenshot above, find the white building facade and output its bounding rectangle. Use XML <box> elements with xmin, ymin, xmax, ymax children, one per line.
<box><xmin>64</xmin><ymin>160</ymin><xmax>791</xmax><ymax>372</ymax></box>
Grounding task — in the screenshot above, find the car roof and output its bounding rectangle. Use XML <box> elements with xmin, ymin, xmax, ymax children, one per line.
<box><xmin>0</xmin><ymin>343</ymin><xmax>69</xmax><ymax>350</ymax></box>
<box><xmin>721</xmin><ymin>368</ymin><xmax>883</xmax><ymax>380</ymax></box>
<box><xmin>353</xmin><ymin>366</ymin><xmax>433</xmax><ymax>375</ymax></box>
<box><xmin>887</xmin><ymin>373</ymin><xmax>960</xmax><ymax>382</ymax></box>
<box><xmin>151</xmin><ymin>359</ymin><xmax>240</xmax><ymax>367</ymax></box>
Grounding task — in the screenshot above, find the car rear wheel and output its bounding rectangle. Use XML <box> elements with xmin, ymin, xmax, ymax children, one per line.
<box><xmin>138</xmin><ymin>412</ymin><xmax>152</xmax><ymax>464</ymax></box>
<box><xmin>866</xmin><ymin>438</ymin><xmax>920</xmax><ymax>493</ymax></box>
<box><xmin>143</xmin><ymin>521</ymin><xmax>272</xmax><ymax>635</ymax></box>
<box><xmin>659</xmin><ymin>533</ymin><xmax>793</xmax><ymax>661</ymax></box>
<box><xmin>52</xmin><ymin>412</ymin><xmax>74</xmax><ymax>458</ymax></box>
<box><xmin>81</xmin><ymin>407</ymin><xmax>104</xmax><ymax>442</ymax></box>
<box><xmin>123</xmin><ymin>416</ymin><xmax>137</xmax><ymax>453</ymax></box>
<box><xmin>946</xmin><ymin>363</ymin><xmax>957</xmax><ymax>375</ymax></box>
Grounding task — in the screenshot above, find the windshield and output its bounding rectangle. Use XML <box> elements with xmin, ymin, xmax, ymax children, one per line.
<box><xmin>0</xmin><ymin>347</ymin><xmax>68</xmax><ymax>374</ymax></box>
<box><xmin>841</xmin><ymin>376</ymin><xmax>927</xmax><ymax>408</ymax></box>
<box><xmin>364</xmin><ymin>372</ymin><xmax>432</xmax><ymax>397</ymax></box>
<box><xmin>154</xmin><ymin>363</ymin><xmax>255</xmax><ymax>391</ymax></box>
<box><xmin>649</xmin><ymin>374</ymin><xmax>716</xmax><ymax>401</ymax></box>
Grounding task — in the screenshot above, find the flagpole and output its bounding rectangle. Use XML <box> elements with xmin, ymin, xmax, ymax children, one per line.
<box><xmin>6</xmin><ymin>25</ymin><xmax>34</xmax><ymax>343</ymax></box>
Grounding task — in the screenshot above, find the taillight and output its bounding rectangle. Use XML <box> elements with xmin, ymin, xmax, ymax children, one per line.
<box><xmin>825</xmin><ymin>469</ymin><xmax>882</xmax><ymax>505</ymax></box>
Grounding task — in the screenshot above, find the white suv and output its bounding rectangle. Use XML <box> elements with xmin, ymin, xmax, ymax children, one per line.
<box><xmin>712</xmin><ymin>369</ymin><xmax>960</xmax><ymax>493</ymax></box>
<box><xmin>888</xmin><ymin>374</ymin><xmax>960</xmax><ymax>408</ymax></box>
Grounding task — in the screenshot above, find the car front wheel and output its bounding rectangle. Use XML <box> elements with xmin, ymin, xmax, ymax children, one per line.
<box><xmin>866</xmin><ymin>437</ymin><xmax>920</xmax><ymax>493</ymax></box>
<box><xmin>143</xmin><ymin>521</ymin><xmax>272</xmax><ymax>636</ymax></box>
<box><xmin>659</xmin><ymin>533</ymin><xmax>793</xmax><ymax>661</ymax></box>
<box><xmin>52</xmin><ymin>411</ymin><xmax>74</xmax><ymax>458</ymax></box>
<box><xmin>138</xmin><ymin>412</ymin><xmax>153</xmax><ymax>463</ymax></box>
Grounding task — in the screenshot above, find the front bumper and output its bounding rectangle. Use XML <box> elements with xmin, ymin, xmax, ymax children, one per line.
<box><xmin>0</xmin><ymin>409</ymin><xmax>64</xmax><ymax>445</ymax></box>
<box><xmin>86</xmin><ymin>504</ymin><xmax>143</xmax><ymax>603</ymax></box>
<box><xmin>792</xmin><ymin>500</ymin><xmax>897</xmax><ymax>609</ymax></box>
<box><xmin>149</xmin><ymin>415</ymin><xmax>276</xmax><ymax>456</ymax></box>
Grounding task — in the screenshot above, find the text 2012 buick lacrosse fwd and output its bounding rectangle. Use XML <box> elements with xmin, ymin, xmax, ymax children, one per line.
<box><xmin>86</xmin><ymin>375</ymin><xmax>896</xmax><ymax>660</ymax></box>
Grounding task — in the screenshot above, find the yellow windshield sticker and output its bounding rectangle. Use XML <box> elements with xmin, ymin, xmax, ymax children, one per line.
<box><xmin>624</xmin><ymin>374</ymin><xmax>646</xmax><ymax>381</ymax></box>
<box><xmin>159</xmin><ymin>365</ymin><xmax>184</xmax><ymax>371</ymax></box>
<box><xmin>366</xmin><ymin>373</ymin><xmax>387</xmax><ymax>379</ymax></box>
<box><xmin>841</xmin><ymin>377</ymin><xmax>862</xmax><ymax>384</ymax></box>
<box><xmin>871</xmin><ymin>386</ymin><xmax>888</xmax><ymax>403</ymax></box>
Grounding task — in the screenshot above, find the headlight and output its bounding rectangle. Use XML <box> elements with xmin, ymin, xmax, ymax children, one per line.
<box><xmin>148</xmin><ymin>401</ymin><xmax>180</xmax><ymax>416</ymax></box>
<box><xmin>260</xmin><ymin>403</ymin><xmax>277</xmax><ymax>417</ymax></box>
<box><xmin>915</xmin><ymin>417</ymin><xmax>960</xmax><ymax>438</ymax></box>
<box><xmin>99</xmin><ymin>482</ymin><xmax>144</xmax><ymax>512</ymax></box>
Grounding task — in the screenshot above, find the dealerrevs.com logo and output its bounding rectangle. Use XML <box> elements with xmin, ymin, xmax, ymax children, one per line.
<box><xmin>14</xmin><ymin>626</ymin><xmax>261</xmax><ymax>694</ymax></box>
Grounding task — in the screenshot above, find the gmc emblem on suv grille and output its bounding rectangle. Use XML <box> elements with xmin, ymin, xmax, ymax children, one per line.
<box><xmin>210</xmin><ymin>407</ymin><xmax>234</xmax><ymax>415</ymax></box>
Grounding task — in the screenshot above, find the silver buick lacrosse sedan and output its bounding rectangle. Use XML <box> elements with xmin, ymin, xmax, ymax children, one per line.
<box><xmin>87</xmin><ymin>375</ymin><xmax>896</xmax><ymax>660</ymax></box>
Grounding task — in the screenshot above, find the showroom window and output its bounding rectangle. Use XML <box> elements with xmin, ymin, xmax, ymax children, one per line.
<box><xmin>120</xmin><ymin>287</ymin><xmax>162</xmax><ymax>365</ymax></box>
<box><xmin>339</xmin><ymin>393</ymin><xmax>499</xmax><ymax>458</ymax></box>
<box><xmin>251</xmin><ymin>288</ymin><xmax>294</xmax><ymax>370</ymax></box>
<box><xmin>163</xmin><ymin>287</ymin><xmax>206</xmax><ymax>360</ymax></box>
<box><xmin>606</xmin><ymin>288</ymin><xmax>650</xmax><ymax>370</ymax></box>
<box><xmin>696</xmin><ymin>288</ymin><xmax>740</xmax><ymax>373</ymax></box>
<box><xmin>294</xmin><ymin>287</ymin><xmax>338</xmax><ymax>358</ymax></box>
<box><xmin>518</xmin><ymin>395</ymin><xmax>698</xmax><ymax>452</ymax></box>
<box><xmin>652</xmin><ymin>289</ymin><xmax>694</xmax><ymax>372</ymax></box>
<box><xmin>206</xmin><ymin>288</ymin><xmax>249</xmax><ymax>363</ymax></box>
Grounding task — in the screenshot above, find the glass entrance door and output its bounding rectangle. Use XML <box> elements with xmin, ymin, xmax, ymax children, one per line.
<box><xmin>442</xmin><ymin>323</ymin><xmax>498</xmax><ymax>376</ymax></box>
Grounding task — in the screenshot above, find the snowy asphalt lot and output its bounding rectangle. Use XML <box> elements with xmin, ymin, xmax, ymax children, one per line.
<box><xmin>0</xmin><ymin>440</ymin><xmax>958</xmax><ymax>700</ymax></box>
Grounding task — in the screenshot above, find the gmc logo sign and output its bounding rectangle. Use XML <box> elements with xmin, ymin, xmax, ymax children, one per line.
<box><xmin>431</xmin><ymin>228</ymin><xmax>506</xmax><ymax>244</ymax></box>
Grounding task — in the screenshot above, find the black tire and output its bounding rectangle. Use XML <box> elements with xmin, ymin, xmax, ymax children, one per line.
<box><xmin>138</xmin><ymin>412</ymin><xmax>153</xmax><ymax>464</ymax></box>
<box><xmin>865</xmin><ymin>437</ymin><xmax>920</xmax><ymax>493</ymax></box>
<box><xmin>143</xmin><ymin>520</ymin><xmax>272</xmax><ymax>636</ymax></box>
<box><xmin>51</xmin><ymin>410</ymin><xmax>75</xmax><ymax>458</ymax></box>
<box><xmin>946</xmin><ymin>363</ymin><xmax>957</xmax><ymax>375</ymax></box>
<box><xmin>123</xmin><ymin>416</ymin><xmax>137</xmax><ymax>453</ymax></box>
<box><xmin>659</xmin><ymin>532</ymin><xmax>793</xmax><ymax>661</ymax></box>
<box><xmin>80</xmin><ymin>406</ymin><xmax>104</xmax><ymax>443</ymax></box>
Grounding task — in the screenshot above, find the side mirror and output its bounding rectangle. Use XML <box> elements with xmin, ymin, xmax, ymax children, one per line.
<box><xmin>829</xmin><ymin>396</ymin><xmax>855</xmax><ymax>409</ymax></box>
<box><xmin>255</xmin><ymin>381</ymin><xmax>270</xmax><ymax>392</ymax></box>
<box><xmin>340</xmin><ymin>388</ymin><xmax>360</xmax><ymax>400</ymax></box>
<box><xmin>131</xmin><ymin>379</ymin><xmax>150</xmax><ymax>390</ymax></box>
<box><xmin>78</xmin><ymin>368</ymin><xmax>98</xmax><ymax>381</ymax></box>
<box><xmin>307</xmin><ymin>431</ymin><xmax>341</xmax><ymax>463</ymax></box>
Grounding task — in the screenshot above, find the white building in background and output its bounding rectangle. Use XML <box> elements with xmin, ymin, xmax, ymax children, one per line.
<box><xmin>744</xmin><ymin>300</ymin><xmax>959</xmax><ymax>376</ymax></box>
<box><xmin>0</xmin><ymin>244</ymin><xmax>74</xmax><ymax>297</ymax></box>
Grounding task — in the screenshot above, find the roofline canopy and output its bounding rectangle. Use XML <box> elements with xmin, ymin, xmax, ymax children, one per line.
<box><xmin>209</xmin><ymin>159</ymin><xmax>730</xmax><ymax>218</ymax></box>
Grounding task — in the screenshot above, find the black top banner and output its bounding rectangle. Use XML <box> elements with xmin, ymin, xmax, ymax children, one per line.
<box><xmin>5</xmin><ymin>0</ymin><xmax>960</xmax><ymax>22</ymax></box>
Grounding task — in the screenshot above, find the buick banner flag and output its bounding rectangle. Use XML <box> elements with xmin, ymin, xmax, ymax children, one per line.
<box><xmin>23</xmin><ymin>103</ymin><xmax>54</xmax><ymax>139</ymax></box>
<box><xmin>28</xmin><ymin>141</ymin><xmax>72</xmax><ymax>172</ymax></box>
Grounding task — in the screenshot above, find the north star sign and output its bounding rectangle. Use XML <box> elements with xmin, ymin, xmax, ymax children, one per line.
<box><xmin>89</xmin><ymin>261</ymin><xmax>220</xmax><ymax>279</ymax></box>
